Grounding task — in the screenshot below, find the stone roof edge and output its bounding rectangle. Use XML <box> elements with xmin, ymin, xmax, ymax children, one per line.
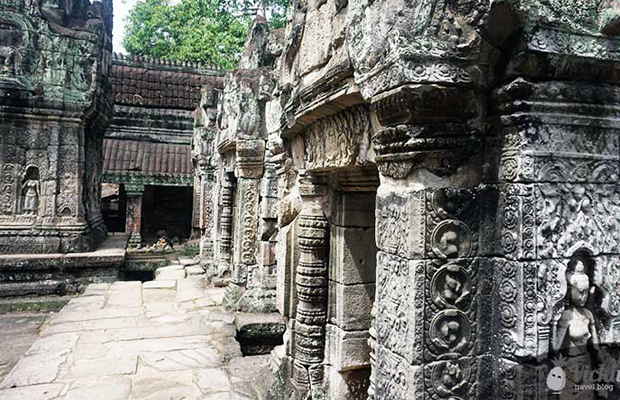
<box><xmin>112</xmin><ymin>53</ymin><xmax>225</xmax><ymax>76</ymax></box>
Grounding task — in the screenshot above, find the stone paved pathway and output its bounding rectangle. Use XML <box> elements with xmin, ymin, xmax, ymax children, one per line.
<box><xmin>0</xmin><ymin>261</ymin><xmax>269</xmax><ymax>400</ymax></box>
<box><xmin>0</xmin><ymin>312</ymin><xmax>49</xmax><ymax>382</ymax></box>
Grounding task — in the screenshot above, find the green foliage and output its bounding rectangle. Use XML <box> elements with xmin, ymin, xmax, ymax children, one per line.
<box><xmin>122</xmin><ymin>0</ymin><xmax>290</xmax><ymax>70</ymax></box>
<box><xmin>180</xmin><ymin>241</ymin><xmax>200</xmax><ymax>257</ymax></box>
<box><xmin>264</xmin><ymin>0</ymin><xmax>289</xmax><ymax>29</ymax></box>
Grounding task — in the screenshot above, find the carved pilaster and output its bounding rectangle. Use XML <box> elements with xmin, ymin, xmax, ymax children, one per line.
<box><xmin>199</xmin><ymin>170</ymin><xmax>215</xmax><ymax>260</ymax></box>
<box><xmin>125</xmin><ymin>183</ymin><xmax>145</xmax><ymax>248</ymax></box>
<box><xmin>292</xmin><ymin>175</ymin><xmax>329</xmax><ymax>399</ymax></box>
<box><xmin>370</xmin><ymin>85</ymin><xmax>489</xmax><ymax>400</ymax></box>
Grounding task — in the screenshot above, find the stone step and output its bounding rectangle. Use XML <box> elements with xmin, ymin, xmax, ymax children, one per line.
<box><xmin>234</xmin><ymin>312</ymin><xmax>286</xmax><ymax>356</ymax></box>
<box><xmin>178</xmin><ymin>257</ymin><xmax>198</xmax><ymax>267</ymax></box>
<box><xmin>212</xmin><ymin>276</ymin><xmax>230</xmax><ymax>288</ymax></box>
<box><xmin>154</xmin><ymin>265</ymin><xmax>185</xmax><ymax>281</ymax></box>
<box><xmin>0</xmin><ymin>295</ymin><xmax>72</xmax><ymax>313</ymax></box>
<box><xmin>0</xmin><ymin>281</ymin><xmax>75</xmax><ymax>298</ymax></box>
<box><xmin>184</xmin><ymin>265</ymin><xmax>205</xmax><ymax>276</ymax></box>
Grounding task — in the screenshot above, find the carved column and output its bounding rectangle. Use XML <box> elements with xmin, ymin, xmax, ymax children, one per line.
<box><xmin>370</xmin><ymin>89</ymin><xmax>492</xmax><ymax>400</ymax></box>
<box><xmin>125</xmin><ymin>183</ymin><xmax>144</xmax><ymax>248</ymax></box>
<box><xmin>219</xmin><ymin>173</ymin><xmax>235</xmax><ymax>273</ymax></box>
<box><xmin>224</xmin><ymin>139</ymin><xmax>276</xmax><ymax>311</ymax></box>
<box><xmin>292</xmin><ymin>174</ymin><xmax>329</xmax><ymax>399</ymax></box>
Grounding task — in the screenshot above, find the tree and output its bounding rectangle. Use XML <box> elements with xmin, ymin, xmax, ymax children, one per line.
<box><xmin>122</xmin><ymin>0</ymin><xmax>290</xmax><ymax>70</ymax></box>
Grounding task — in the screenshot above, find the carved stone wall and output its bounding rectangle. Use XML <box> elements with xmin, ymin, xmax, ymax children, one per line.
<box><xmin>201</xmin><ymin>0</ymin><xmax>620</xmax><ymax>399</ymax></box>
<box><xmin>0</xmin><ymin>0</ymin><xmax>113</xmax><ymax>254</ymax></box>
<box><xmin>208</xmin><ymin>17</ymin><xmax>284</xmax><ymax>312</ymax></box>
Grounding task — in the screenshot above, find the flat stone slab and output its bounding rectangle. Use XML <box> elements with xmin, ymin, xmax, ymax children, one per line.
<box><xmin>178</xmin><ymin>257</ymin><xmax>198</xmax><ymax>266</ymax></box>
<box><xmin>0</xmin><ymin>383</ymin><xmax>64</xmax><ymax>400</ymax></box>
<box><xmin>63</xmin><ymin>376</ymin><xmax>132</xmax><ymax>400</ymax></box>
<box><xmin>155</xmin><ymin>266</ymin><xmax>186</xmax><ymax>281</ymax></box>
<box><xmin>0</xmin><ymin>312</ymin><xmax>48</xmax><ymax>382</ymax></box>
<box><xmin>140</xmin><ymin>347</ymin><xmax>224</xmax><ymax>371</ymax></box>
<box><xmin>0</xmin><ymin>349</ymin><xmax>69</xmax><ymax>389</ymax></box>
<box><xmin>194</xmin><ymin>367</ymin><xmax>231</xmax><ymax>394</ymax></box>
<box><xmin>185</xmin><ymin>265</ymin><xmax>205</xmax><ymax>276</ymax></box>
<box><xmin>0</xmin><ymin>278</ymin><xmax>266</xmax><ymax>399</ymax></box>
<box><xmin>143</xmin><ymin>280</ymin><xmax>177</xmax><ymax>289</ymax></box>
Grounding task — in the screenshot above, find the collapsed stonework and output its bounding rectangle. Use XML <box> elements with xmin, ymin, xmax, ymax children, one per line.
<box><xmin>0</xmin><ymin>0</ymin><xmax>113</xmax><ymax>254</ymax></box>
<box><xmin>199</xmin><ymin>0</ymin><xmax>620</xmax><ymax>399</ymax></box>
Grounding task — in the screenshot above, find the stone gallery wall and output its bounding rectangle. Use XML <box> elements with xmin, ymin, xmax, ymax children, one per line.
<box><xmin>201</xmin><ymin>1</ymin><xmax>620</xmax><ymax>400</ymax></box>
<box><xmin>104</xmin><ymin>54</ymin><xmax>223</xmax><ymax>246</ymax></box>
<box><xmin>196</xmin><ymin>17</ymin><xmax>284</xmax><ymax>312</ymax></box>
<box><xmin>0</xmin><ymin>0</ymin><xmax>113</xmax><ymax>254</ymax></box>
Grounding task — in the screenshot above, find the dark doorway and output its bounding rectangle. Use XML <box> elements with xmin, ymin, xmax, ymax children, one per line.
<box><xmin>142</xmin><ymin>185</ymin><xmax>193</xmax><ymax>242</ymax></box>
<box><xmin>102</xmin><ymin>183</ymin><xmax>126</xmax><ymax>232</ymax></box>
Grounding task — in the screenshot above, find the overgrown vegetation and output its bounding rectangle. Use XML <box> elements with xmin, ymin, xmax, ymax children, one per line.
<box><xmin>122</xmin><ymin>0</ymin><xmax>290</xmax><ymax>70</ymax></box>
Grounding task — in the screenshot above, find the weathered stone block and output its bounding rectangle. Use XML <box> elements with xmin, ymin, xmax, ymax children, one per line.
<box><xmin>276</xmin><ymin>223</ymin><xmax>298</xmax><ymax>317</ymax></box>
<box><xmin>326</xmin><ymin>324</ymin><xmax>371</xmax><ymax>371</ymax></box>
<box><xmin>259</xmin><ymin>241</ymin><xmax>276</xmax><ymax>266</ymax></box>
<box><xmin>332</xmin><ymin>192</ymin><xmax>376</xmax><ymax>228</ymax></box>
<box><xmin>325</xmin><ymin>365</ymin><xmax>371</xmax><ymax>400</ymax></box>
<box><xmin>248</xmin><ymin>264</ymin><xmax>277</xmax><ymax>289</ymax></box>
<box><xmin>260</xmin><ymin>196</ymin><xmax>279</xmax><ymax>220</ymax></box>
<box><xmin>329</xmin><ymin>226</ymin><xmax>377</xmax><ymax>285</ymax></box>
<box><xmin>376</xmin><ymin>186</ymin><xmax>497</xmax><ymax>260</ymax></box>
<box><xmin>328</xmin><ymin>281</ymin><xmax>375</xmax><ymax>331</ymax></box>
<box><xmin>236</xmin><ymin>140</ymin><xmax>265</xmax><ymax>178</ymax></box>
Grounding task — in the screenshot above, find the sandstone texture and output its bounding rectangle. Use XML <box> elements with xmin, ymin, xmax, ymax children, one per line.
<box><xmin>0</xmin><ymin>267</ymin><xmax>268</xmax><ymax>400</ymax></box>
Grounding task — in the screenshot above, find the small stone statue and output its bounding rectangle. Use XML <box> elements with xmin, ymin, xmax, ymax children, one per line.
<box><xmin>554</xmin><ymin>260</ymin><xmax>599</xmax><ymax>355</ymax></box>
<box><xmin>21</xmin><ymin>168</ymin><xmax>40</xmax><ymax>216</ymax></box>
<box><xmin>0</xmin><ymin>49</ymin><xmax>14</xmax><ymax>75</ymax></box>
<box><xmin>553</xmin><ymin>259</ymin><xmax>600</xmax><ymax>400</ymax></box>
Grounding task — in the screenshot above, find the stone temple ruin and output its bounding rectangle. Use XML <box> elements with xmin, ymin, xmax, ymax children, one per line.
<box><xmin>4</xmin><ymin>0</ymin><xmax>620</xmax><ymax>399</ymax></box>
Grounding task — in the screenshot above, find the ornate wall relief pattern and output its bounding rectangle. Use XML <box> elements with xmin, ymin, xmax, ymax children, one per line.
<box><xmin>237</xmin><ymin>178</ymin><xmax>260</xmax><ymax>266</ymax></box>
<box><xmin>375</xmin><ymin>252</ymin><xmax>418</xmax><ymax>364</ymax></box>
<box><xmin>535</xmin><ymin>183</ymin><xmax>620</xmax><ymax>258</ymax></box>
<box><xmin>375</xmin><ymin>190</ymin><xmax>425</xmax><ymax>259</ymax></box>
<box><xmin>303</xmin><ymin>105</ymin><xmax>372</xmax><ymax>171</ymax></box>
<box><xmin>374</xmin><ymin>344</ymin><xmax>422</xmax><ymax>400</ymax></box>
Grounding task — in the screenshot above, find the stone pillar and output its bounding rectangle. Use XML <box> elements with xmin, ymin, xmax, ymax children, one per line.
<box><xmin>225</xmin><ymin>139</ymin><xmax>274</xmax><ymax>312</ymax></box>
<box><xmin>369</xmin><ymin>86</ymin><xmax>493</xmax><ymax>400</ymax></box>
<box><xmin>219</xmin><ymin>173</ymin><xmax>235</xmax><ymax>274</ymax></box>
<box><xmin>199</xmin><ymin>170</ymin><xmax>215</xmax><ymax>261</ymax></box>
<box><xmin>125</xmin><ymin>183</ymin><xmax>144</xmax><ymax>248</ymax></box>
<box><xmin>292</xmin><ymin>174</ymin><xmax>329</xmax><ymax>399</ymax></box>
<box><xmin>225</xmin><ymin>177</ymin><xmax>259</xmax><ymax>306</ymax></box>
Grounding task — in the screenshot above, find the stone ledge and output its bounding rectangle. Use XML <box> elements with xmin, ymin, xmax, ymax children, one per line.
<box><xmin>0</xmin><ymin>234</ymin><xmax>128</xmax><ymax>270</ymax></box>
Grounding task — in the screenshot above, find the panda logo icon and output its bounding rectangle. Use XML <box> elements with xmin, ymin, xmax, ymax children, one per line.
<box><xmin>546</xmin><ymin>366</ymin><xmax>566</xmax><ymax>393</ymax></box>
